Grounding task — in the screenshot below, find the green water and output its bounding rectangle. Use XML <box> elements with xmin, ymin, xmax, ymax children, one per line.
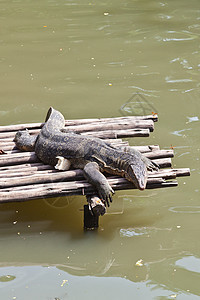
<box><xmin>0</xmin><ymin>0</ymin><xmax>200</xmax><ymax>299</ymax></box>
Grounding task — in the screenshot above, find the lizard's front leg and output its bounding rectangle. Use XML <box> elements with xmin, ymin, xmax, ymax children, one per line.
<box><xmin>83</xmin><ymin>162</ymin><xmax>114</xmax><ymax>207</ymax></box>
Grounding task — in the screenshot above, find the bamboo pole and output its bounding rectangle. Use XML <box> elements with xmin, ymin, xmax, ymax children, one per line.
<box><xmin>64</xmin><ymin>114</ymin><xmax>158</xmax><ymax>125</ymax></box>
<box><xmin>0</xmin><ymin>119</ymin><xmax>155</xmax><ymax>139</ymax></box>
<box><xmin>0</xmin><ymin>165</ymin><xmax>190</xmax><ymax>181</ymax></box>
<box><xmin>0</xmin><ymin>162</ymin><xmax>51</xmax><ymax>172</ymax></box>
<box><xmin>0</xmin><ymin>169</ymin><xmax>84</xmax><ymax>188</ymax></box>
<box><xmin>0</xmin><ymin>167</ymin><xmax>190</xmax><ymax>189</ymax></box>
<box><xmin>0</xmin><ymin>114</ymin><xmax>158</xmax><ymax>133</ymax></box>
<box><xmin>0</xmin><ymin>128</ymin><xmax>150</xmax><ymax>144</ymax></box>
<box><xmin>81</xmin><ymin>128</ymin><xmax>150</xmax><ymax>138</ymax></box>
<box><xmin>145</xmin><ymin>149</ymin><xmax>174</xmax><ymax>159</ymax></box>
<box><xmin>0</xmin><ymin>152</ymin><xmax>39</xmax><ymax>167</ymax></box>
<box><xmin>61</xmin><ymin>119</ymin><xmax>155</xmax><ymax>133</ymax></box>
<box><xmin>0</xmin><ymin>176</ymin><xmax>177</xmax><ymax>203</ymax></box>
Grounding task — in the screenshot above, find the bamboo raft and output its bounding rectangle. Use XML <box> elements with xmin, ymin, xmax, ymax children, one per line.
<box><xmin>0</xmin><ymin>114</ymin><xmax>190</xmax><ymax>206</ymax></box>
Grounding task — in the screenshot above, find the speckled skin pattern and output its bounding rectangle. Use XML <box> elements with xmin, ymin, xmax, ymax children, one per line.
<box><xmin>14</xmin><ymin>107</ymin><xmax>158</xmax><ymax>204</ymax></box>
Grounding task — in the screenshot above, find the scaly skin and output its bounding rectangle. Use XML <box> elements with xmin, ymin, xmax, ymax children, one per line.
<box><xmin>14</xmin><ymin>107</ymin><xmax>158</xmax><ymax>206</ymax></box>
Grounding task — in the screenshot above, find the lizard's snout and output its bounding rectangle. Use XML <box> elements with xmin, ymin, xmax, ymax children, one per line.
<box><xmin>126</xmin><ymin>164</ymin><xmax>147</xmax><ymax>190</ymax></box>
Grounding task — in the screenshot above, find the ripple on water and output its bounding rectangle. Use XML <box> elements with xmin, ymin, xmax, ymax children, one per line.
<box><xmin>158</xmin><ymin>14</ymin><xmax>173</xmax><ymax>20</ymax></box>
<box><xmin>155</xmin><ymin>30</ymin><xmax>198</xmax><ymax>42</ymax></box>
<box><xmin>165</xmin><ymin>76</ymin><xmax>193</xmax><ymax>83</ymax></box>
<box><xmin>170</xmin><ymin>57</ymin><xmax>193</xmax><ymax>70</ymax></box>
<box><xmin>119</xmin><ymin>228</ymin><xmax>147</xmax><ymax>237</ymax></box>
<box><xmin>119</xmin><ymin>227</ymin><xmax>171</xmax><ymax>237</ymax></box>
<box><xmin>169</xmin><ymin>206</ymin><xmax>200</xmax><ymax>214</ymax></box>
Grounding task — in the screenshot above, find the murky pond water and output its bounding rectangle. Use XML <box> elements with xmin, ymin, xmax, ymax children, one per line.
<box><xmin>0</xmin><ymin>0</ymin><xmax>200</xmax><ymax>299</ymax></box>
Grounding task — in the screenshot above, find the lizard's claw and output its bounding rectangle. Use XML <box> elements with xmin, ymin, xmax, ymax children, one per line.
<box><xmin>97</xmin><ymin>181</ymin><xmax>114</xmax><ymax>207</ymax></box>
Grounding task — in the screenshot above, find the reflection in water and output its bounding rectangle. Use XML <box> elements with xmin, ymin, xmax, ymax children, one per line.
<box><xmin>119</xmin><ymin>92</ymin><xmax>158</xmax><ymax>116</ymax></box>
<box><xmin>148</xmin><ymin>255</ymin><xmax>200</xmax><ymax>297</ymax></box>
<box><xmin>176</xmin><ymin>256</ymin><xmax>200</xmax><ymax>273</ymax></box>
<box><xmin>0</xmin><ymin>275</ymin><xmax>16</xmax><ymax>282</ymax></box>
<box><xmin>1</xmin><ymin>265</ymin><xmax>191</xmax><ymax>300</ymax></box>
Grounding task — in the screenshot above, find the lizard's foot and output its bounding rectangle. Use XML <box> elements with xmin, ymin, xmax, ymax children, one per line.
<box><xmin>142</xmin><ymin>156</ymin><xmax>159</xmax><ymax>172</ymax></box>
<box><xmin>97</xmin><ymin>181</ymin><xmax>114</xmax><ymax>207</ymax></box>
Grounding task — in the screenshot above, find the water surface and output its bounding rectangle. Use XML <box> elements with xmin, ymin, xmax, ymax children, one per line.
<box><xmin>0</xmin><ymin>0</ymin><xmax>200</xmax><ymax>299</ymax></box>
